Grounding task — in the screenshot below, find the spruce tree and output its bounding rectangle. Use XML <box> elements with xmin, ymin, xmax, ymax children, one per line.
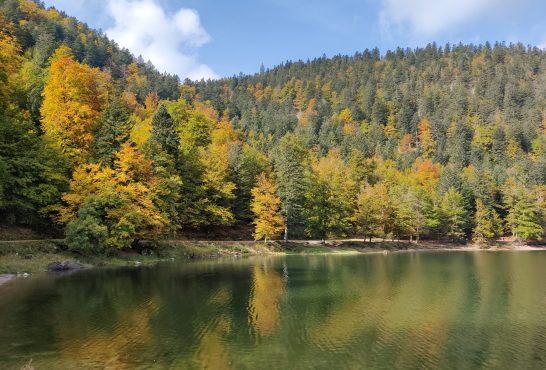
<box><xmin>150</xmin><ymin>105</ymin><xmax>178</xmax><ymax>158</ymax></box>
<box><xmin>273</xmin><ymin>133</ymin><xmax>307</xmax><ymax>240</ymax></box>
<box><xmin>92</xmin><ymin>98</ymin><xmax>131</xmax><ymax>165</ymax></box>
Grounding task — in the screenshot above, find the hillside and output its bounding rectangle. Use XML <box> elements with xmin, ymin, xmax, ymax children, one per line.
<box><xmin>0</xmin><ymin>0</ymin><xmax>545</xmax><ymax>251</ymax></box>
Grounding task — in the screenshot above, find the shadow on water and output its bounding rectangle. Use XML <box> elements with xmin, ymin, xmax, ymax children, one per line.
<box><xmin>0</xmin><ymin>251</ymin><xmax>545</xmax><ymax>369</ymax></box>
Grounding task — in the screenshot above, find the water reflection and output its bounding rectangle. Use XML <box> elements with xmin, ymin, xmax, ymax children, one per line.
<box><xmin>248</xmin><ymin>259</ymin><xmax>285</xmax><ymax>337</ymax></box>
<box><xmin>0</xmin><ymin>252</ymin><xmax>545</xmax><ymax>369</ymax></box>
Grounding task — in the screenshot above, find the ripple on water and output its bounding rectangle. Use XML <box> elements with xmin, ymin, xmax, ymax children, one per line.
<box><xmin>1</xmin><ymin>252</ymin><xmax>546</xmax><ymax>369</ymax></box>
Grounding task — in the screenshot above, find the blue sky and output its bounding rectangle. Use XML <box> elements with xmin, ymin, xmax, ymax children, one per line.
<box><xmin>44</xmin><ymin>0</ymin><xmax>546</xmax><ymax>80</ymax></box>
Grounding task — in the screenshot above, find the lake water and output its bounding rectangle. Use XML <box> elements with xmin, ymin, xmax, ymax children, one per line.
<box><xmin>0</xmin><ymin>251</ymin><xmax>545</xmax><ymax>369</ymax></box>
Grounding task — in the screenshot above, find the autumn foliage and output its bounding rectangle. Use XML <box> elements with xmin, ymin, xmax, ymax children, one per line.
<box><xmin>0</xmin><ymin>0</ymin><xmax>545</xmax><ymax>251</ymax></box>
<box><xmin>41</xmin><ymin>46</ymin><xmax>109</xmax><ymax>164</ymax></box>
<box><xmin>251</xmin><ymin>173</ymin><xmax>284</xmax><ymax>242</ymax></box>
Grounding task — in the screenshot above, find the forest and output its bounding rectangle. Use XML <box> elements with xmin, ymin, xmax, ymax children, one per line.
<box><xmin>1</xmin><ymin>0</ymin><xmax>545</xmax><ymax>253</ymax></box>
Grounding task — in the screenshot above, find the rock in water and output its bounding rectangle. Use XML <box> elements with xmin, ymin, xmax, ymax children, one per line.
<box><xmin>47</xmin><ymin>260</ymin><xmax>84</xmax><ymax>271</ymax></box>
<box><xmin>47</xmin><ymin>261</ymin><xmax>65</xmax><ymax>271</ymax></box>
<box><xmin>64</xmin><ymin>260</ymin><xmax>83</xmax><ymax>270</ymax></box>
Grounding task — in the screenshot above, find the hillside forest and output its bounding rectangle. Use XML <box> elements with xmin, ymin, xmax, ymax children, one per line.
<box><xmin>1</xmin><ymin>0</ymin><xmax>546</xmax><ymax>252</ymax></box>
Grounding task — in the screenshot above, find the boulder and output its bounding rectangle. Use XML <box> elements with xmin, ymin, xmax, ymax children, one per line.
<box><xmin>47</xmin><ymin>260</ymin><xmax>84</xmax><ymax>272</ymax></box>
<box><xmin>47</xmin><ymin>261</ymin><xmax>65</xmax><ymax>271</ymax></box>
<box><xmin>64</xmin><ymin>260</ymin><xmax>84</xmax><ymax>270</ymax></box>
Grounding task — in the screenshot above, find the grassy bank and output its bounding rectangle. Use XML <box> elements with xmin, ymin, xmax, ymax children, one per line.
<box><xmin>0</xmin><ymin>239</ymin><xmax>281</xmax><ymax>274</ymax></box>
<box><xmin>0</xmin><ymin>238</ymin><xmax>542</xmax><ymax>275</ymax></box>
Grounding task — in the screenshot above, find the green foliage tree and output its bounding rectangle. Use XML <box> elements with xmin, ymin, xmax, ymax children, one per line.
<box><xmin>440</xmin><ymin>187</ymin><xmax>469</xmax><ymax>241</ymax></box>
<box><xmin>273</xmin><ymin>133</ymin><xmax>308</xmax><ymax>239</ymax></box>
<box><xmin>473</xmin><ymin>199</ymin><xmax>502</xmax><ymax>243</ymax></box>
<box><xmin>0</xmin><ymin>31</ymin><xmax>68</xmax><ymax>228</ymax></box>
<box><xmin>392</xmin><ymin>187</ymin><xmax>424</xmax><ymax>241</ymax></box>
<box><xmin>303</xmin><ymin>149</ymin><xmax>356</xmax><ymax>239</ymax></box>
<box><xmin>150</xmin><ymin>104</ymin><xmax>178</xmax><ymax>158</ymax></box>
<box><xmin>505</xmin><ymin>186</ymin><xmax>544</xmax><ymax>241</ymax></box>
<box><xmin>92</xmin><ymin>97</ymin><xmax>131</xmax><ymax>165</ymax></box>
<box><xmin>231</xmin><ymin>144</ymin><xmax>269</xmax><ymax>221</ymax></box>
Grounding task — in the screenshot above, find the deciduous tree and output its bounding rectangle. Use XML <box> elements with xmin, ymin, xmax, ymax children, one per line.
<box><xmin>41</xmin><ymin>45</ymin><xmax>109</xmax><ymax>164</ymax></box>
<box><xmin>251</xmin><ymin>173</ymin><xmax>284</xmax><ymax>242</ymax></box>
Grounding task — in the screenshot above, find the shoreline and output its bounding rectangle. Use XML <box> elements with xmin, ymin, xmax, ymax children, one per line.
<box><xmin>0</xmin><ymin>239</ymin><xmax>544</xmax><ymax>282</ymax></box>
<box><xmin>0</xmin><ymin>274</ymin><xmax>16</xmax><ymax>286</ymax></box>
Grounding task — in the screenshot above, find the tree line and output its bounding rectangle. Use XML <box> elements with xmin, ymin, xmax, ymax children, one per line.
<box><xmin>0</xmin><ymin>0</ymin><xmax>545</xmax><ymax>253</ymax></box>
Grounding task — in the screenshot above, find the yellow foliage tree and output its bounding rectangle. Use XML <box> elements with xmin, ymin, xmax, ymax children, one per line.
<box><xmin>418</xmin><ymin>118</ymin><xmax>435</xmax><ymax>157</ymax></box>
<box><xmin>197</xmin><ymin>118</ymin><xmax>238</xmax><ymax>224</ymax></box>
<box><xmin>41</xmin><ymin>45</ymin><xmax>109</xmax><ymax>164</ymax></box>
<box><xmin>251</xmin><ymin>173</ymin><xmax>284</xmax><ymax>242</ymax></box>
<box><xmin>60</xmin><ymin>143</ymin><xmax>170</xmax><ymax>250</ymax></box>
<box><xmin>298</xmin><ymin>98</ymin><xmax>317</xmax><ymax>128</ymax></box>
<box><xmin>0</xmin><ymin>32</ymin><xmax>22</xmax><ymax>105</ymax></box>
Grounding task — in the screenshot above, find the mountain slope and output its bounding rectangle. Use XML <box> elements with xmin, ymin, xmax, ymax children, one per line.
<box><xmin>0</xmin><ymin>0</ymin><xmax>545</xmax><ymax>247</ymax></box>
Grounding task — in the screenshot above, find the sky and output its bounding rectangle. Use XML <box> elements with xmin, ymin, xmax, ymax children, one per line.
<box><xmin>43</xmin><ymin>0</ymin><xmax>546</xmax><ymax>80</ymax></box>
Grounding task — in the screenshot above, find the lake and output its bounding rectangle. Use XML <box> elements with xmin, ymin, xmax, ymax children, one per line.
<box><xmin>0</xmin><ymin>251</ymin><xmax>545</xmax><ymax>369</ymax></box>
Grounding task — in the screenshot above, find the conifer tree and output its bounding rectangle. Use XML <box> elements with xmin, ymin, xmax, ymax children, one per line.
<box><xmin>150</xmin><ymin>104</ymin><xmax>178</xmax><ymax>158</ymax></box>
<box><xmin>273</xmin><ymin>133</ymin><xmax>308</xmax><ymax>240</ymax></box>
<box><xmin>92</xmin><ymin>98</ymin><xmax>131</xmax><ymax>165</ymax></box>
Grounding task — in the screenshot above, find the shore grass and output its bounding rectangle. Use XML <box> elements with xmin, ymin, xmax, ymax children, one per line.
<box><xmin>0</xmin><ymin>239</ymin><xmax>543</xmax><ymax>275</ymax></box>
<box><xmin>0</xmin><ymin>239</ymin><xmax>280</xmax><ymax>274</ymax></box>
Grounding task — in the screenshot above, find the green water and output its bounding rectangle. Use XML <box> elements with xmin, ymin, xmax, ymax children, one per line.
<box><xmin>0</xmin><ymin>251</ymin><xmax>545</xmax><ymax>369</ymax></box>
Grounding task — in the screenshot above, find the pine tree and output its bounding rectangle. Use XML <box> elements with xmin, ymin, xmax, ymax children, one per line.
<box><xmin>251</xmin><ymin>173</ymin><xmax>284</xmax><ymax>242</ymax></box>
<box><xmin>273</xmin><ymin>133</ymin><xmax>308</xmax><ymax>240</ymax></box>
<box><xmin>231</xmin><ymin>144</ymin><xmax>269</xmax><ymax>221</ymax></box>
<box><xmin>92</xmin><ymin>98</ymin><xmax>131</xmax><ymax>165</ymax></box>
<box><xmin>150</xmin><ymin>104</ymin><xmax>178</xmax><ymax>158</ymax></box>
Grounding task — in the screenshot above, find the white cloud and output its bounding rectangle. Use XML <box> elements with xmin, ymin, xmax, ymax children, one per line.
<box><xmin>379</xmin><ymin>0</ymin><xmax>516</xmax><ymax>37</ymax></box>
<box><xmin>106</xmin><ymin>0</ymin><xmax>217</xmax><ymax>80</ymax></box>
